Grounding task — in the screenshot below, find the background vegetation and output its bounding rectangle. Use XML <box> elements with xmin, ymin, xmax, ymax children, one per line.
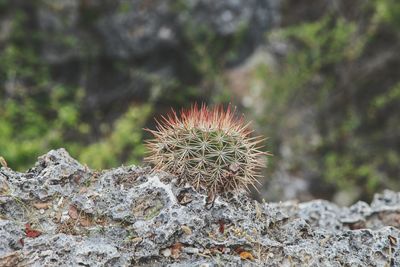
<box><xmin>1</xmin><ymin>0</ymin><xmax>399</xmax><ymax>203</ymax></box>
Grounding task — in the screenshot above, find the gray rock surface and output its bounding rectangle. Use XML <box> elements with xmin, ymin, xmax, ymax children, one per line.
<box><xmin>1</xmin><ymin>149</ymin><xmax>400</xmax><ymax>266</ymax></box>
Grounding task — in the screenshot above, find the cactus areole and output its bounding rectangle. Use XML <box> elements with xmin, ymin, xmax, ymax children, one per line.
<box><xmin>145</xmin><ymin>104</ymin><xmax>268</xmax><ymax>195</ymax></box>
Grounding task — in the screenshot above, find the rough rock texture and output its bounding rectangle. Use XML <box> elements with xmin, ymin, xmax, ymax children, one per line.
<box><xmin>1</xmin><ymin>149</ymin><xmax>400</xmax><ymax>266</ymax></box>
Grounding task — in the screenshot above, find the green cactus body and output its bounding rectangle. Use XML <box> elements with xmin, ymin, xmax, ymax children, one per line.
<box><xmin>145</xmin><ymin>104</ymin><xmax>268</xmax><ymax>194</ymax></box>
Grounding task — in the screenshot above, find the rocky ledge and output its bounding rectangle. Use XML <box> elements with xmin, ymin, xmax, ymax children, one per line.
<box><xmin>0</xmin><ymin>149</ymin><xmax>399</xmax><ymax>266</ymax></box>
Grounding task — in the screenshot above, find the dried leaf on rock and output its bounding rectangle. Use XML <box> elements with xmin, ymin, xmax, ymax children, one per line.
<box><xmin>240</xmin><ymin>251</ymin><xmax>254</xmax><ymax>261</ymax></box>
<box><xmin>79</xmin><ymin>217</ymin><xmax>91</xmax><ymax>227</ymax></box>
<box><xmin>181</xmin><ymin>225</ymin><xmax>192</xmax><ymax>235</ymax></box>
<box><xmin>389</xmin><ymin>235</ymin><xmax>397</xmax><ymax>246</ymax></box>
<box><xmin>25</xmin><ymin>223</ymin><xmax>42</xmax><ymax>238</ymax></box>
<box><xmin>68</xmin><ymin>205</ymin><xmax>79</xmax><ymax>219</ymax></box>
<box><xmin>33</xmin><ymin>202</ymin><xmax>52</xmax><ymax>210</ymax></box>
<box><xmin>0</xmin><ymin>252</ymin><xmax>20</xmax><ymax>267</ymax></box>
<box><xmin>0</xmin><ymin>156</ymin><xmax>7</xmax><ymax>168</ymax></box>
<box><xmin>171</xmin><ymin>242</ymin><xmax>183</xmax><ymax>259</ymax></box>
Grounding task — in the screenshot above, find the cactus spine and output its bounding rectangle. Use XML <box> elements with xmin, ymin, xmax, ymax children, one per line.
<box><xmin>145</xmin><ymin>104</ymin><xmax>268</xmax><ymax>194</ymax></box>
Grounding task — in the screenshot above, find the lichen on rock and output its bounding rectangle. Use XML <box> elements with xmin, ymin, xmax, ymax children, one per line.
<box><xmin>0</xmin><ymin>149</ymin><xmax>400</xmax><ymax>266</ymax></box>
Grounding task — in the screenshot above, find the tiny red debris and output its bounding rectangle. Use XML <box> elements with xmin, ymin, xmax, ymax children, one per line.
<box><xmin>216</xmin><ymin>245</ymin><xmax>225</xmax><ymax>253</ymax></box>
<box><xmin>25</xmin><ymin>223</ymin><xmax>42</xmax><ymax>238</ymax></box>
<box><xmin>218</xmin><ymin>219</ymin><xmax>225</xmax><ymax>234</ymax></box>
<box><xmin>234</xmin><ymin>246</ymin><xmax>245</xmax><ymax>254</ymax></box>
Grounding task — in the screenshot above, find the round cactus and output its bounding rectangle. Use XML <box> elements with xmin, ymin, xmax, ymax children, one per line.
<box><xmin>145</xmin><ymin>104</ymin><xmax>268</xmax><ymax>195</ymax></box>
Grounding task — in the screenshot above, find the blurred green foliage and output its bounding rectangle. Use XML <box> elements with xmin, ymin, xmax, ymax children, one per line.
<box><xmin>375</xmin><ymin>0</ymin><xmax>400</xmax><ymax>26</ymax></box>
<box><xmin>0</xmin><ymin>1</ymin><xmax>238</xmax><ymax>171</ymax></box>
<box><xmin>177</xmin><ymin>1</ymin><xmax>248</xmax><ymax>104</ymax></box>
<box><xmin>0</xmin><ymin>8</ymin><xmax>153</xmax><ymax>170</ymax></box>
<box><xmin>79</xmin><ymin>105</ymin><xmax>152</xmax><ymax>169</ymax></box>
<box><xmin>256</xmin><ymin>0</ymin><xmax>400</xmax><ymax>199</ymax></box>
<box><xmin>1</xmin><ymin>0</ymin><xmax>400</xmax><ymax>203</ymax></box>
<box><xmin>257</xmin><ymin>16</ymin><xmax>359</xmax><ymax>115</ymax></box>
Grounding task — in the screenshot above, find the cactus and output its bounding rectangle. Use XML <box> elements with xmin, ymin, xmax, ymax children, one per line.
<box><xmin>145</xmin><ymin>104</ymin><xmax>268</xmax><ymax>195</ymax></box>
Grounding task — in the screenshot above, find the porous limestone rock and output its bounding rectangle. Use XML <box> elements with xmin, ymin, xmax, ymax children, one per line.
<box><xmin>0</xmin><ymin>149</ymin><xmax>399</xmax><ymax>266</ymax></box>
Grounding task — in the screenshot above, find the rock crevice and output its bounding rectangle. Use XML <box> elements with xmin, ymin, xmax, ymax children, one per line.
<box><xmin>0</xmin><ymin>149</ymin><xmax>399</xmax><ymax>266</ymax></box>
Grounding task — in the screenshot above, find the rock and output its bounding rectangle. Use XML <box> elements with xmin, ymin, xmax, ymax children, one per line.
<box><xmin>0</xmin><ymin>148</ymin><xmax>91</xmax><ymax>201</ymax></box>
<box><xmin>0</xmin><ymin>149</ymin><xmax>400</xmax><ymax>265</ymax></box>
<box><xmin>0</xmin><ymin>220</ymin><xmax>24</xmax><ymax>255</ymax></box>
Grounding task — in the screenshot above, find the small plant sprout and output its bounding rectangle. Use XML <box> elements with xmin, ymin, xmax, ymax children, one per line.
<box><xmin>145</xmin><ymin>104</ymin><xmax>269</xmax><ymax>195</ymax></box>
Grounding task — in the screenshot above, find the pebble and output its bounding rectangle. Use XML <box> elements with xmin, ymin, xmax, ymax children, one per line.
<box><xmin>161</xmin><ymin>248</ymin><xmax>171</xmax><ymax>257</ymax></box>
<box><xmin>182</xmin><ymin>247</ymin><xmax>199</xmax><ymax>254</ymax></box>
